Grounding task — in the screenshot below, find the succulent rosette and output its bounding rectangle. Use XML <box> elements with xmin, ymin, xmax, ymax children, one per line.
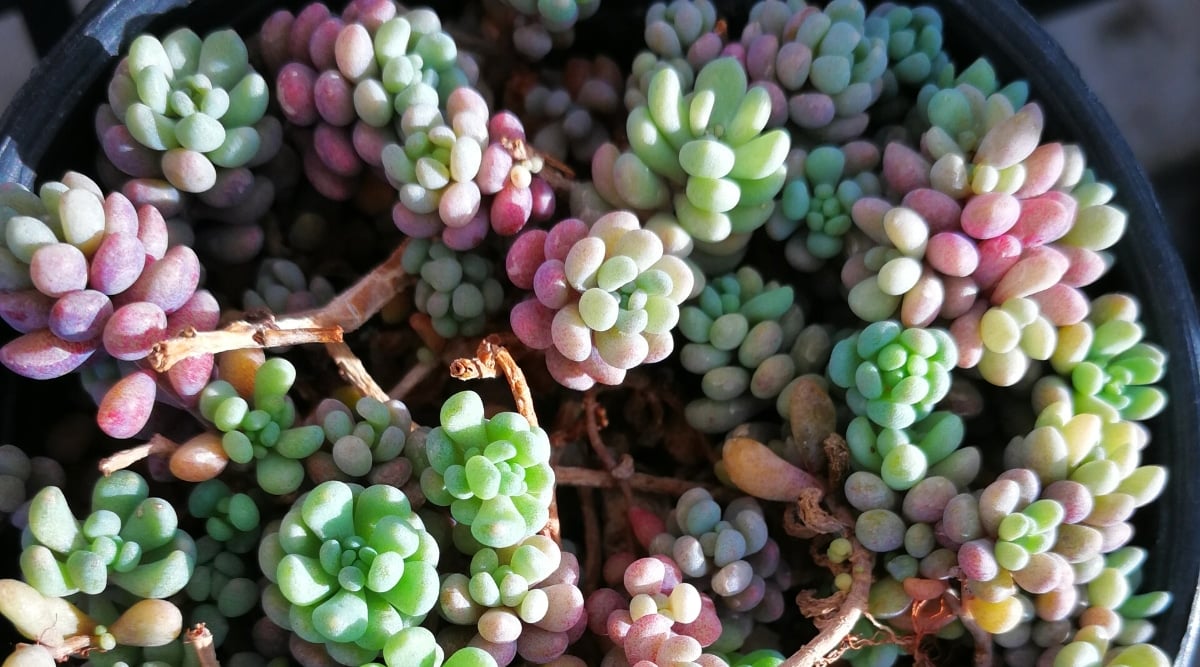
<box><xmin>499</xmin><ymin>0</ymin><xmax>602</xmax><ymax>60</ymax></box>
<box><xmin>20</xmin><ymin>470</ymin><xmax>196</xmax><ymax>600</ymax></box>
<box><xmin>506</xmin><ymin>211</ymin><xmax>695</xmax><ymax>389</ymax></box>
<box><xmin>586</xmin><ymin>554</ymin><xmax>727</xmax><ymax>665</ymax></box>
<box><xmin>865</xmin><ymin>2</ymin><xmax>948</xmax><ymax>94</ymax></box>
<box><xmin>401</xmin><ymin>237</ymin><xmax>505</xmax><ymax>338</ymax></box>
<box><xmin>522</xmin><ymin>55</ymin><xmax>624</xmax><ymax>163</ymax></box>
<box><xmin>384</xmin><ymin>88</ymin><xmax>490</xmax><ymax>238</ymax></box>
<box><xmin>198</xmin><ymin>357</ymin><xmax>327</xmax><ymax>495</ymax></box>
<box><xmin>676</xmin><ymin>267</ymin><xmax>808</xmax><ymax>433</ymax></box>
<box><xmin>1032</xmin><ymin>296</ymin><xmax>1168</xmax><ymax>424</ymax></box>
<box><xmin>264</xmin><ymin>3</ymin><xmax>478</xmax><ymax>200</ymax></box>
<box><xmin>739</xmin><ymin>0</ymin><xmax>888</xmax><ymax>141</ymax></box>
<box><xmin>828</xmin><ymin>320</ymin><xmax>956</xmax><ymax>430</ymax></box>
<box><xmin>419</xmin><ymin>390</ymin><xmax>554</xmax><ymax>549</ymax></box>
<box><xmin>102</xmin><ymin>28</ymin><xmax>271</xmax><ymax>194</ymax></box>
<box><xmin>438</xmin><ymin>534</ymin><xmax>586</xmax><ymax>663</ymax></box>
<box><xmin>624</xmin><ymin>0</ymin><xmax>726</xmax><ymax>111</ymax></box>
<box><xmin>645</xmin><ymin>489</ymin><xmax>792</xmax><ymax>649</ymax></box>
<box><xmin>243</xmin><ymin>258</ymin><xmax>336</xmax><ymax>314</ymax></box>
<box><xmin>311</xmin><ymin>395</ymin><xmax>414</xmax><ymax>480</ymax></box>
<box><xmin>608</xmin><ymin>56</ymin><xmax>790</xmax><ymax>246</ymax></box>
<box><xmin>259</xmin><ymin>481</ymin><xmax>440</xmax><ymax>666</ymax></box>
<box><xmin>768</xmin><ymin>141</ymin><xmax>882</xmax><ymax>267</ymax></box>
<box><xmin>0</xmin><ymin>172</ymin><xmax>214</xmax><ymax>438</ymax></box>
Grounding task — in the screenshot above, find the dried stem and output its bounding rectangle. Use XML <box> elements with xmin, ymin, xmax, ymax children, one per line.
<box><xmin>785</xmin><ymin>537</ymin><xmax>875</xmax><ymax>667</ymax></box>
<box><xmin>945</xmin><ymin>590</ymin><xmax>993</xmax><ymax>667</ymax></box>
<box><xmin>554</xmin><ymin>465</ymin><xmax>733</xmax><ymax>500</ymax></box>
<box><xmin>579</xmin><ymin>486</ymin><xmax>602</xmax><ymax>595</ymax></box>
<box><xmin>38</xmin><ymin>635</ymin><xmax>93</xmax><ymax>661</ymax></box>
<box><xmin>450</xmin><ymin>335</ymin><xmax>538</xmax><ymax>428</ymax></box>
<box><xmin>582</xmin><ymin>391</ymin><xmax>634</xmax><ymax>505</ymax></box>
<box><xmin>148</xmin><ymin>320</ymin><xmax>343</xmax><ymax>371</ymax></box>
<box><xmin>149</xmin><ymin>241</ymin><xmax>410</xmax><ymax>372</ymax></box>
<box><xmin>781</xmin><ymin>483</ymin><xmax>879</xmax><ymax>667</ymax></box>
<box><xmin>389</xmin><ymin>359</ymin><xmax>440</xmax><ymax>401</ymax></box>
<box><xmin>97</xmin><ymin>433</ymin><xmax>178</xmax><ymax>476</ymax></box>
<box><xmin>325</xmin><ymin>342</ymin><xmax>388</xmax><ymax>402</ymax></box>
<box><xmin>184</xmin><ymin>623</ymin><xmax>219</xmax><ymax>667</ymax></box>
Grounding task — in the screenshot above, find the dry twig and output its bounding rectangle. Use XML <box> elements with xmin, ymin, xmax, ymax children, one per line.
<box><xmin>149</xmin><ymin>241</ymin><xmax>410</xmax><ymax>371</ymax></box>
<box><xmin>786</xmin><ymin>536</ymin><xmax>875</xmax><ymax>667</ymax></box>
<box><xmin>184</xmin><ymin>623</ymin><xmax>219</xmax><ymax>667</ymax></box>
<box><xmin>553</xmin><ymin>465</ymin><xmax>733</xmax><ymax>499</ymax></box>
<box><xmin>944</xmin><ymin>590</ymin><xmax>993</xmax><ymax>667</ymax></box>
<box><xmin>325</xmin><ymin>341</ymin><xmax>388</xmax><ymax>402</ymax></box>
<box><xmin>97</xmin><ymin>433</ymin><xmax>178</xmax><ymax>476</ymax></box>
<box><xmin>450</xmin><ymin>335</ymin><xmax>538</xmax><ymax>428</ymax></box>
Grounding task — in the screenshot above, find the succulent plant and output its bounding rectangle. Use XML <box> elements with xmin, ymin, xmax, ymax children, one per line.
<box><xmin>768</xmin><ymin>142</ymin><xmax>882</xmax><ymax>267</ymax></box>
<box><xmin>500</xmin><ymin>0</ymin><xmax>602</xmax><ymax>60</ymax></box>
<box><xmin>828</xmin><ymin>320</ymin><xmax>957</xmax><ymax>430</ymax></box>
<box><xmin>419</xmin><ymin>390</ymin><xmax>554</xmax><ymax>549</ymax></box>
<box><xmin>1036</xmin><ymin>294</ymin><xmax>1168</xmax><ymax>423</ymax></box>
<box><xmin>259</xmin><ymin>481</ymin><xmax>439</xmax><ymax>665</ymax></box>
<box><xmin>739</xmin><ymin>0</ymin><xmax>889</xmax><ymax>141</ymax></box>
<box><xmin>243</xmin><ymin>258</ymin><xmax>336</xmax><ymax>314</ymax></box>
<box><xmin>0</xmin><ymin>1</ymin><xmax>1183</xmax><ymax>666</ymax></box>
<box><xmin>402</xmin><ymin>237</ymin><xmax>505</xmax><ymax>338</ymax></box>
<box><xmin>198</xmin><ymin>356</ymin><xmax>326</xmax><ymax>495</ymax></box>
<box><xmin>188</xmin><ymin>478</ymin><xmax>262</xmax><ymax>551</ymax></box>
<box><xmin>610</xmin><ymin>56</ymin><xmax>790</xmax><ymax>245</ymax></box>
<box><xmin>438</xmin><ymin>534</ymin><xmax>585</xmax><ymax>663</ymax></box>
<box><xmin>103</xmin><ymin>28</ymin><xmax>271</xmax><ymax>193</ymax></box>
<box><xmin>20</xmin><ymin>470</ymin><xmax>196</xmax><ymax>599</ymax></box>
<box><xmin>866</xmin><ymin>2</ymin><xmax>947</xmax><ymax>92</ymax></box>
<box><xmin>507</xmin><ymin>211</ymin><xmax>695</xmax><ymax>389</ymax></box>
<box><xmin>383</xmin><ymin>87</ymin><xmax>490</xmax><ymax>232</ymax></box>
<box><xmin>676</xmin><ymin>266</ymin><xmax>808</xmax><ymax>433</ymax></box>
<box><xmin>646</xmin><ymin>488</ymin><xmax>791</xmax><ymax>643</ymax></box>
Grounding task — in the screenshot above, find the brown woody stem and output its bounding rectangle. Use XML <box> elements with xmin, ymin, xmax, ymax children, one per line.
<box><xmin>784</xmin><ymin>537</ymin><xmax>875</xmax><ymax>667</ymax></box>
<box><xmin>945</xmin><ymin>591</ymin><xmax>993</xmax><ymax>667</ymax></box>
<box><xmin>148</xmin><ymin>321</ymin><xmax>343</xmax><ymax>371</ymax></box>
<box><xmin>184</xmin><ymin>623</ymin><xmax>219</xmax><ymax>667</ymax></box>
<box><xmin>149</xmin><ymin>241</ymin><xmax>410</xmax><ymax>372</ymax></box>
<box><xmin>325</xmin><ymin>342</ymin><xmax>388</xmax><ymax>402</ymax></box>
<box><xmin>582</xmin><ymin>391</ymin><xmax>634</xmax><ymax>505</ymax></box>
<box><xmin>97</xmin><ymin>434</ymin><xmax>178</xmax><ymax>476</ymax></box>
<box><xmin>449</xmin><ymin>335</ymin><xmax>538</xmax><ymax>428</ymax></box>
<box><xmin>38</xmin><ymin>635</ymin><xmax>93</xmax><ymax>661</ymax></box>
<box><xmin>388</xmin><ymin>359</ymin><xmax>440</xmax><ymax>401</ymax></box>
<box><xmin>553</xmin><ymin>465</ymin><xmax>732</xmax><ymax>499</ymax></box>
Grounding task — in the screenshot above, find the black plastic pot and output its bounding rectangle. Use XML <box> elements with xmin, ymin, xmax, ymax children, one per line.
<box><xmin>1</xmin><ymin>0</ymin><xmax>1197</xmax><ymax>663</ymax></box>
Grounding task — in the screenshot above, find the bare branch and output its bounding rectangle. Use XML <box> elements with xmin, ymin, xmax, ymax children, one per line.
<box><xmin>554</xmin><ymin>465</ymin><xmax>734</xmax><ymax>500</ymax></box>
<box><xmin>785</xmin><ymin>538</ymin><xmax>875</xmax><ymax>667</ymax></box>
<box><xmin>450</xmin><ymin>335</ymin><xmax>538</xmax><ymax>428</ymax></box>
<box><xmin>184</xmin><ymin>623</ymin><xmax>219</xmax><ymax>667</ymax></box>
<box><xmin>97</xmin><ymin>434</ymin><xmax>178</xmax><ymax>476</ymax></box>
<box><xmin>325</xmin><ymin>342</ymin><xmax>388</xmax><ymax>402</ymax></box>
<box><xmin>149</xmin><ymin>241</ymin><xmax>410</xmax><ymax>372</ymax></box>
<box><xmin>148</xmin><ymin>320</ymin><xmax>342</xmax><ymax>372</ymax></box>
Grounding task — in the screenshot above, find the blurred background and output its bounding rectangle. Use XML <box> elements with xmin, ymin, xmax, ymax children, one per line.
<box><xmin>0</xmin><ymin>0</ymin><xmax>1196</xmax><ymax>287</ymax></box>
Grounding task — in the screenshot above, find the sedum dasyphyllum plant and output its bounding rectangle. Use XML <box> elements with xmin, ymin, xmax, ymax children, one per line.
<box><xmin>0</xmin><ymin>0</ymin><xmax>1178</xmax><ymax>666</ymax></box>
